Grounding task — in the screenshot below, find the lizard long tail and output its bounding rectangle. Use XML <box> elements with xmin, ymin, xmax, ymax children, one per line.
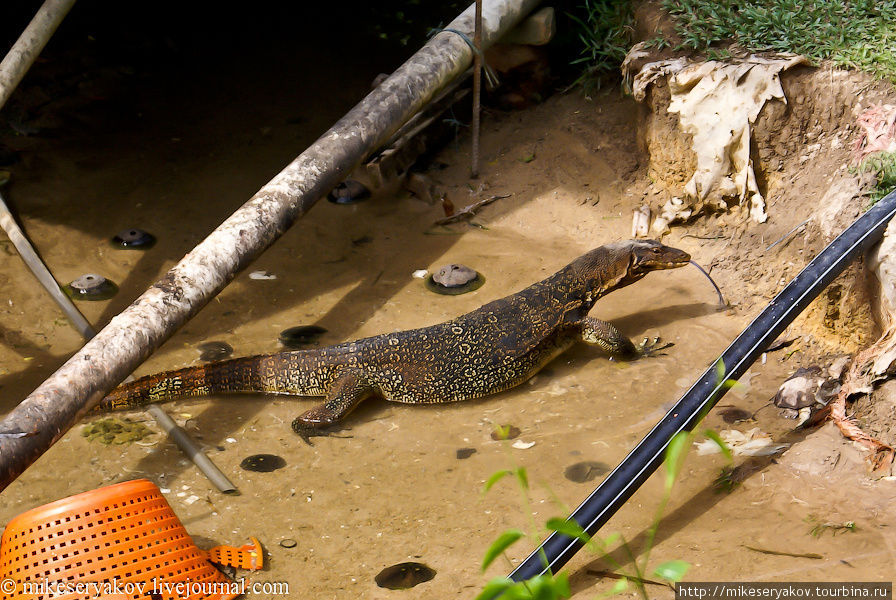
<box><xmin>95</xmin><ymin>355</ymin><xmax>278</xmax><ymax>413</ymax></box>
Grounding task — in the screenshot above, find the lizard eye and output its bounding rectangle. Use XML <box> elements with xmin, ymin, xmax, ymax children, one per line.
<box><xmin>651</xmin><ymin>247</ymin><xmax>661</xmax><ymax>254</ymax></box>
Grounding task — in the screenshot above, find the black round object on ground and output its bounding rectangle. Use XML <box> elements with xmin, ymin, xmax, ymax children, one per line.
<box><xmin>112</xmin><ymin>228</ymin><xmax>156</xmax><ymax>249</ymax></box>
<box><xmin>279</xmin><ymin>325</ymin><xmax>327</xmax><ymax>348</ymax></box>
<box><xmin>375</xmin><ymin>562</ymin><xmax>436</xmax><ymax>590</ymax></box>
<box><xmin>239</xmin><ymin>454</ymin><xmax>286</xmax><ymax>472</ymax></box>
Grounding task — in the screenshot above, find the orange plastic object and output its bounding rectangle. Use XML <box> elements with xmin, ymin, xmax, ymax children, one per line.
<box><xmin>205</xmin><ymin>538</ymin><xmax>263</xmax><ymax>571</ymax></box>
<box><xmin>0</xmin><ymin>479</ymin><xmax>239</xmax><ymax>600</ymax></box>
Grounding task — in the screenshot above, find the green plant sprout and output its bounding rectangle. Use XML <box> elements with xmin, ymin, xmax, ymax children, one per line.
<box><xmin>476</xmin><ymin>427</ymin><xmax>731</xmax><ymax>600</ymax></box>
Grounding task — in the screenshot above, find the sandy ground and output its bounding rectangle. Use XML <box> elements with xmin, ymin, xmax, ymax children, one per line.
<box><xmin>1</xmin><ymin>8</ymin><xmax>895</xmax><ymax>599</ymax></box>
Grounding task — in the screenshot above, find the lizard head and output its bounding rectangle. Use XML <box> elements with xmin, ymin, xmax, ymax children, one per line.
<box><xmin>625</xmin><ymin>239</ymin><xmax>691</xmax><ymax>279</ymax></box>
<box><xmin>571</xmin><ymin>239</ymin><xmax>690</xmax><ymax>298</ymax></box>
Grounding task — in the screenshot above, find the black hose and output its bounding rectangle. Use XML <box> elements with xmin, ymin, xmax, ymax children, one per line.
<box><xmin>509</xmin><ymin>190</ymin><xmax>896</xmax><ymax>582</ymax></box>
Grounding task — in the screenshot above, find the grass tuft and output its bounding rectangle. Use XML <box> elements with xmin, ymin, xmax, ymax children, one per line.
<box><xmin>661</xmin><ymin>0</ymin><xmax>896</xmax><ymax>81</ymax></box>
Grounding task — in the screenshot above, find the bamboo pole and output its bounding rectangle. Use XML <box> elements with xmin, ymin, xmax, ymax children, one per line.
<box><xmin>0</xmin><ymin>0</ymin><xmax>76</xmax><ymax>109</ymax></box>
<box><xmin>0</xmin><ymin>0</ymin><xmax>540</xmax><ymax>491</ymax></box>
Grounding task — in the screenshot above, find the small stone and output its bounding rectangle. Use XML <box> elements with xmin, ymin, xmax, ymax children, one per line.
<box><xmin>280</xmin><ymin>539</ymin><xmax>298</xmax><ymax>549</ymax></box>
<box><xmin>433</xmin><ymin>264</ymin><xmax>477</xmax><ymax>287</ymax></box>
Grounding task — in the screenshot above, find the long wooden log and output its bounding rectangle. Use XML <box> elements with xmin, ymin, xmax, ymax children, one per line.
<box><xmin>0</xmin><ymin>0</ymin><xmax>541</xmax><ymax>491</ymax></box>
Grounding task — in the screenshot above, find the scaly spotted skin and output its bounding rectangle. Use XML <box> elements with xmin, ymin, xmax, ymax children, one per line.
<box><xmin>97</xmin><ymin>240</ymin><xmax>690</xmax><ymax>433</ymax></box>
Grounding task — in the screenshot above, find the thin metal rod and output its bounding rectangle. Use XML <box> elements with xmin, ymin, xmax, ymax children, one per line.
<box><xmin>0</xmin><ymin>0</ymin><xmax>541</xmax><ymax>492</ymax></box>
<box><xmin>471</xmin><ymin>0</ymin><xmax>483</xmax><ymax>178</ymax></box>
<box><xmin>509</xmin><ymin>189</ymin><xmax>896</xmax><ymax>582</ymax></box>
<box><xmin>0</xmin><ymin>0</ymin><xmax>77</xmax><ymax>108</ymax></box>
<box><xmin>147</xmin><ymin>406</ymin><xmax>237</xmax><ymax>494</ymax></box>
<box><xmin>0</xmin><ymin>191</ymin><xmax>94</xmax><ymax>339</ymax></box>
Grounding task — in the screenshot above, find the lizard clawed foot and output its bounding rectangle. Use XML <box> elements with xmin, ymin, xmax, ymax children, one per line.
<box><xmin>636</xmin><ymin>336</ymin><xmax>673</xmax><ymax>357</ymax></box>
<box><xmin>291</xmin><ymin>417</ymin><xmax>351</xmax><ymax>445</ymax></box>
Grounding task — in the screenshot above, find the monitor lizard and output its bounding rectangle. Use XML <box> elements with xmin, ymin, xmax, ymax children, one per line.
<box><xmin>95</xmin><ymin>239</ymin><xmax>690</xmax><ymax>436</ymax></box>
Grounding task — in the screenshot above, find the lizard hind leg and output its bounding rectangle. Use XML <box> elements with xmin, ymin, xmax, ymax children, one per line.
<box><xmin>580</xmin><ymin>316</ymin><xmax>672</xmax><ymax>359</ymax></box>
<box><xmin>291</xmin><ymin>370</ymin><xmax>376</xmax><ymax>441</ymax></box>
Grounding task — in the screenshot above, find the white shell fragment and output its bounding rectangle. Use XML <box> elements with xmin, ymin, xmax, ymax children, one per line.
<box><xmin>695</xmin><ymin>427</ymin><xmax>789</xmax><ymax>457</ymax></box>
<box><xmin>512</xmin><ymin>440</ymin><xmax>536</xmax><ymax>449</ymax></box>
<box><xmin>249</xmin><ymin>270</ymin><xmax>277</xmax><ymax>280</ymax></box>
<box><xmin>412</xmin><ymin>269</ymin><xmax>429</xmax><ymax>279</ymax></box>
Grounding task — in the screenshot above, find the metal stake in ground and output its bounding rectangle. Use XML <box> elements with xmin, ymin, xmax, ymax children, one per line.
<box><xmin>471</xmin><ymin>0</ymin><xmax>483</xmax><ymax>178</ymax></box>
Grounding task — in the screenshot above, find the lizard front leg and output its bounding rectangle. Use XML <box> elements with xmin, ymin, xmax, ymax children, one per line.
<box><xmin>579</xmin><ymin>316</ymin><xmax>671</xmax><ymax>359</ymax></box>
<box><xmin>291</xmin><ymin>370</ymin><xmax>375</xmax><ymax>442</ymax></box>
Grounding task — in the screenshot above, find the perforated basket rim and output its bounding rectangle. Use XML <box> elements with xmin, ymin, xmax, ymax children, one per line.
<box><xmin>2</xmin><ymin>479</ymin><xmax>160</xmax><ymax>539</ymax></box>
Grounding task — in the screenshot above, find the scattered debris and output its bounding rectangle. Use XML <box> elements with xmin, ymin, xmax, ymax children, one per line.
<box><xmin>742</xmin><ymin>545</ymin><xmax>823</xmax><ymax>560</ymax></box>
<box><xmin>695</xmin><ymin>427</ymin><xmax>788</xmax><ymax>457</ymax></box>
<box><xmin>433</xmin><ymin>193</ymin><xmax>511</xmax><ymax>225</ymax></box>
<box><xmin>807</xmin><ymin>515</ymin><xmax>857</xmax><ymax>537</ymax></box>
<box><xmin>249</xmin><ymin>270</ymin><xmax>277</xmax><ymax>280</ymax></box>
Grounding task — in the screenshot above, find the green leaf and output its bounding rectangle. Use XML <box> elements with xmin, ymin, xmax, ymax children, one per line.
<box><xmin>515</xmin><ymin>466</ymin><xmax>529</xmax><ymax>491</ymax></box>
<box><xmin>545</xmin><ymin>518</ymin><xmax>591</xmax><ymax>545</ymax></box>
<box><xmin>653</xmin><ymin>559</ymin><xmax>691</xmax><ymax>583</ymax></box>
<box><xmin>482</xmin><ymin>529</ymin><xmax>525</xmax><ymax>571</ymax></box>
<box><xmin>702</xmin><ymin>429</ymin><xmax>732</xmax><ymax>461</ymax></box>
<box><xmin>664</xmin><ymin>431</ymin><xmax>690</xmax><ymax>491</ymax></box>
<box><xmin>483</xmin><ymin>470</ymin><xmax>513</xmax><ymax>494</ymax></box>
<box><xmin>475</xmin><ymin>577</ymin><xmax>515</xmax><ymax>600</ymax></box>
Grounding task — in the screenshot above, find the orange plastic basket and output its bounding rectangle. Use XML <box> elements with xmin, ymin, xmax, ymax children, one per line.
<box><xmin>0</xmin><ymin>479</ymin><xmax>241</xmax><ymax>600</ymax></box>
